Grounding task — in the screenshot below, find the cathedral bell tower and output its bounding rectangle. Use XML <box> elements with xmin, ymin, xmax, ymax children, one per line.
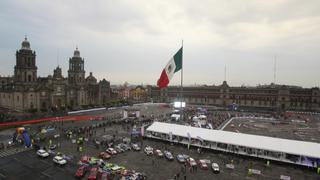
<box><xmin>68</xmin><ymin>47</ymin><xmax>85</xmax><ymax>85</ymax></box>
<box><xmin>14</xmin><ymin>37</ymin><xmax>37</xmax><ymax>84</ymax></box>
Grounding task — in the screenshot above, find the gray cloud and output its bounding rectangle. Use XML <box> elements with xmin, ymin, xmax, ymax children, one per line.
<box><xmin>0</xmin><ymin>0</ymin><xmax>319</xmax><ymax>87</ymax></box>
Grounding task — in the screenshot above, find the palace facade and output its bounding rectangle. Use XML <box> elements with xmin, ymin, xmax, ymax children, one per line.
<box><xmin>148</xmin><ymin>81</ymin><xmax>320</xmax><ymax>111</ymax></box>
<box><xmin>0</xmin><ymin>38</ymin><xmax>111</xmax><ymax>112</ymax></box>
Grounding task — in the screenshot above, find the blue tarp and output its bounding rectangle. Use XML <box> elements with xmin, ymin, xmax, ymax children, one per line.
<box><xmin>22</xmin><ymin>131</ymin><xmax>31</xmax><ymax>148</ymax></box>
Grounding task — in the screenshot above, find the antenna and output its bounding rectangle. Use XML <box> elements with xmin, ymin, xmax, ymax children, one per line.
<box><xmin>273</xmin><ymin>55</ymin><xmax>277</xmax><ymax>84</ymax></box>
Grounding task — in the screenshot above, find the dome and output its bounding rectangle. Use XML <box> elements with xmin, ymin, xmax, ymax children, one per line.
<box><xmin>86</xmin><ymin>72</ymin><xmax>97</xmax><ymax>84</ymax></box>
<box><xmin>73</xmin><ymin>47</ymin><xmax>80</xmax><ymax>57</ymax></box>
<box><xmin>21</xmin><ymin>37</ymin><xmax>31</xmax><ymax>50</ymax></box>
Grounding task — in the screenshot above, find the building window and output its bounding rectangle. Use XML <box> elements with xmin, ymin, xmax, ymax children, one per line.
<box><xmin>28</xmin><ymin>75</ymin><xmax>31</xmax><ymax>82</ymax></box>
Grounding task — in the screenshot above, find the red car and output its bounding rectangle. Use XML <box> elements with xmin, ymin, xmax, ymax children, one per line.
<box><xmin>100</xmin><ymin>172</ymin><xmax>108</xmax><ymax>180</ymax></box>
<box><xmin>154</xmin><ymin>149</ymin><xmax>164</xmax><ymax>157</ymax></box>
<box><xmin>75</xmin><ymin>165</ymin><xmax>87</xmax><ymax>177</ymax></box>
<box><xmin>81</xmin><ymin>155</ymin><xmax>91</xmax><ymax>163</ymax></box>
<box><xmin>88</xmin><ymin>167</ymin><xmax>98</xmax><ymax>180</ymax></box>
<box><xmin>187</xmin><ymin>157</ymin><xmax>197</xmax><ymax>167</ymax></box>
<box><xmin>198</xmin><ymin>160</ymin><xmax>208</xmax><ymax>170</ymax></box>
<box><xmin>99</xmin><ymin>152</ymin><xmax>111</xmax><ymax>160</ymax></box>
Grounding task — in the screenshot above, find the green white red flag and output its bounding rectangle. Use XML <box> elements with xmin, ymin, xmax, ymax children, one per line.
<box><xmin>157</xmin><ymin>47</ymin><xmax>183</xmax><ymax>89</ymax></box>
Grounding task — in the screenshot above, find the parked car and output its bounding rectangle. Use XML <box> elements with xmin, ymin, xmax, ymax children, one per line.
<box><xmin>75</xmin><ymin>165</ymin><xmax>88</xmax><ymax>178</ymax></box>
<box><xmin>53</xmin><ymin>156</ymin><xmax>67</xmax><ymax>165</ymax></box>
<box><xmin>99</xmin><ymin>152</ymin><xmax>111</xmax><ymax>160</ymax></box>
<box><xmin>154</xmin><ymin>149</ymin><xmax>164</xmax><ymax>157</ymax></box>
<box><xmin>106</xmin><ymin>148</ymin><xmax>117</xmax><ymax>155</ymax></box>
<box><xmin>49</xmin><ymin>144</ymin><xmax>57</xmax><ymax>150</ymax></box>
<box><xmin>114</xmin><ymin>145</ymin><xmax>125</xmax><ymax>153</ymax></box>
<box><xmin>131</xmin><ymin>143</ymin><xmax>141</xmax><ymax>151</ymax></box>
<box><xmin>198</xmin><ymin>159</ymin><xmax>208</xmax><ymax>170</ymax></box>
<box><xmin>144</xmin><ymin>146</ymin><xmax>153</xmax><ymax>155</ymax></box>
<box><xmin>187</xmin><ymin>157</ymin><xmax>197</xmax><ymax>167</ymax></box>
<box><xmin>111</xmin><ymin>165</ymin><xmax>125</xmax><ymax>173</ymax></box>
<box><xmin>211</xmin><ymin>162</ymin><xmax>220</xmax><ymax>173</ymax></box>
<box><xmin>89</xmin><ymin>157</ymin><xmax>100</xmax><ymax>165</ymax></box>
<box><xmin>176</xmin><ymin>154</ymin><xmax>189</xmax><ymax>163</ymax></box>
<box><xmin>80</xmin><ymin>155</ymin><xmax>91</xmax><ymax>163</ymax></box>
<box><xmin>119</xmin><ymin>143</ymin><xmax>131</xmax><ymax>151</ymax></box>
<box><xmin>164</xmin><ymin>151</ymin><xmax>174</xmax><ymax>161</ymax></box>
<box><xmin>88</xmin><ymin>167</ymin><xmax>99</xmax><ymax>180</ymax></box>
<box><xmin>37</xmin><ymin>149</ymin><xmax>49</xmax><ymax>158</ymax></box>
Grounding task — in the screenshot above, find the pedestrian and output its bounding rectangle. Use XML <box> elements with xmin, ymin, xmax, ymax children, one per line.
<box><xmin>184</xmin><ymin>175</ymin><xmax>186</xmax><ymax>180</ymax></box>
<box><xmin>177</xmin><ymin>172</ymin><xmax>180</xmax><ymax>179</ymax></box>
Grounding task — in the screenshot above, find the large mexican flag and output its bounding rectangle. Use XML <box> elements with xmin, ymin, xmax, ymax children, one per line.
<box><xmin>157</xmin><ymin>47</ymin><xmax>183</xmax><ymax>89</ymax></box>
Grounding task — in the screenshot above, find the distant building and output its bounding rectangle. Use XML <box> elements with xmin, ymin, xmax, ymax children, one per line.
<box><xmin>148</xmin><ymin>81</ymin><xmax>320</xmax><ymax>111</ymax></box>
<box><xmin>0</xmin><ymin>38</ymin><xmax>111</xmax><ymax>112</ymax></box>
<box><xmin>115</xmin><ymin>86</ymin><xmax>131</xmax><ymax>100</ymax></box>
<box><xmin>111</xmin><ymin>84</ymin><xmax>148</xmax><ymax>103</ymax></box>
<box><xmin>130</xmin><ymin>85</ymin><xmax>147</xmax><ymax>102</ymax></box>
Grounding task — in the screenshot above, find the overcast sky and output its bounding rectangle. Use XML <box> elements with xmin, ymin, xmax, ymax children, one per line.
<box><xmin>0</xmin><ymin>0</ymin><xmax>319</xmax><ymax>87</ymax></box>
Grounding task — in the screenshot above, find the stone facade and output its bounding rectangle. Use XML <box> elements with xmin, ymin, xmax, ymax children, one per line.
<box><xmin>0</xmin><ymin>38</ymin><xmax>111</xmax><ymax>112</ymax></box>
<box><xmin>148</xmin><ymin>81</ymin><xmax>320</xmax><ymax>112</ymax></box>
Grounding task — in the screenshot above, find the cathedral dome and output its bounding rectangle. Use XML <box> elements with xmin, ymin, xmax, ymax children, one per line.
<box><xmin>73</xmin><ymin>47</ymin><xmax>80</xmax><ymax>57</ymax></box>
<box><xmin>21</xmin><ymin>37</ymin><xmax>31</xmax><ymax>50</ymax></box>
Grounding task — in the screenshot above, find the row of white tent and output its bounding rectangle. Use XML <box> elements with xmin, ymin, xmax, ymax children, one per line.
<box><xmin>146</xmin><ymin>122</ymin><xmax>320</xmax><ymax>168</ymax></box>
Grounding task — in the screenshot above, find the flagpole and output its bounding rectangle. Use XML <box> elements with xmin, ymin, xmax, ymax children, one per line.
<box><xmin>180</xmin><ymin>40</ymin><xmax>183</xmax><ymax>120</ymax></box>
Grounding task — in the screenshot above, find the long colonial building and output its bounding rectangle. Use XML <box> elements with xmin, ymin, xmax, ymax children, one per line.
<box><xmin>148</xmin><ymin>81</ymin><xmax>320</xmax><ymax>111</ymax></box>
<box><xmin>0</xmin><ymin>38</ymin><xmax>111</xmax><ymax>112</ymax></box>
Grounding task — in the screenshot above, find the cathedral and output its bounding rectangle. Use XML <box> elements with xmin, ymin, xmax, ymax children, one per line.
<box><xmin>0</xmin><ymin>38</ymin><xmax>111</xmax><ymax>112</ymax></box>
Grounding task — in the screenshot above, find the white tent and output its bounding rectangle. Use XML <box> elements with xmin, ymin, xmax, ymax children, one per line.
<box><xmin>147</xmin><ymin>122</ymin><xmax>320</xmax><ymax>159</ymax></box>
